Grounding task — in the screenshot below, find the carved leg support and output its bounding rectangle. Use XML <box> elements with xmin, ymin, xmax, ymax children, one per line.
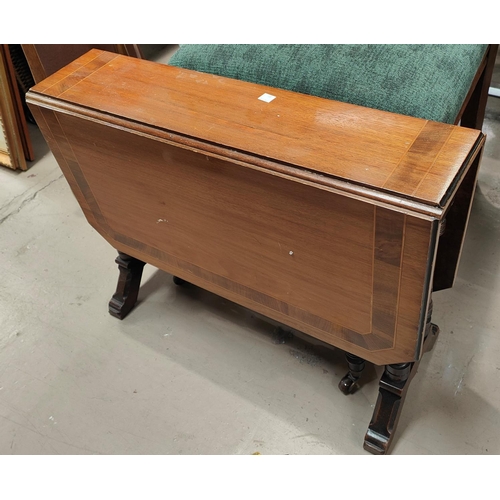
<box><xmin>339</xmin><ymin>353</ymin><xmax>366</xmax><ymax>395</ymax></box>
<box><xmin>363</xmin><ymin>362</ymin><xmax>412</xmax><ymax>454</ymax></box>
<box><xmin>109</xmin><ymin>252</ymin><xmax>146</xmax><ymax>320</ymax></box>
<box><xmin>363</xmin><ymin>297</ymin><xmax>440</xmax><ymax>454</ymax></box>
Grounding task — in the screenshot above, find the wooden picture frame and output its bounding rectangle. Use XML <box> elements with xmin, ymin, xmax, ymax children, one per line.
<box><xmin>0</xmin><ymin>45</ymin><xmax>29</xmax><ymax>171</ymax></box>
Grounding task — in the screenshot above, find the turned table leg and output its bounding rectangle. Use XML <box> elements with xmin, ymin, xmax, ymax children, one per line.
<box><xmin>108</xmin><ymin>251</ymin><xmax>146</xmax><ymax>320</ymax></box>
<box><xmin>363</xmin><ymin>298</ymin><xmax>440</xmax><ymax>454</ymax></box>
<box><xmin>339</xmin><ymin>353</ymin><xmax>366</xmax><ymax>395</ymax></box>
<box><xmin>363</xmin><ymin>362</ymin><xmax>412</xmax><ymax>454</ymax></box>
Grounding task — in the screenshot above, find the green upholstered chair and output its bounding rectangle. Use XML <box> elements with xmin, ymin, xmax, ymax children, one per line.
<box><xmin>169</xmin><ymin>44</ymin><xmax>498</xmax><ymax>130</ymax></box>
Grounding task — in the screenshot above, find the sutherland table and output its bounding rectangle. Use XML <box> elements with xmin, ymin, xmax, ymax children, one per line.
<box><xmin>26</xmin><ymin>49</ymin><xmax>486</xmax><ymax>454</ymax></box>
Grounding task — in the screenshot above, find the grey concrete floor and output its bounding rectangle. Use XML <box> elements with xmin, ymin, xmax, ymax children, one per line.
<box><xmin>1</xmin><ymin>48</ymin><xmax>500</xmax><ymax>455</ymax></box>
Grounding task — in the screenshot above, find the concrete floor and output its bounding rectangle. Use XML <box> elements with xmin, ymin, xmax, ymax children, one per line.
<box><xmin>1</xmin><ymin>47</ymin><xmax>500</xmax><ymax>455</ymax></box>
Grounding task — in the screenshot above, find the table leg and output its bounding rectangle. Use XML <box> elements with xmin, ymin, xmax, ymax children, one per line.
<box><xmin>363</xmin><ymin>362</ymin><xmax>412</xmax><ymax>454</ymax></box>
<box><xmin>363</xmin><ymin>298</ymin><xmax>440</xmax><ymax>454</ymax></box>
<box><xmin>108</xmin><ymin>251</ymin><xmax>146</xmax><ymax>319</ymax></box>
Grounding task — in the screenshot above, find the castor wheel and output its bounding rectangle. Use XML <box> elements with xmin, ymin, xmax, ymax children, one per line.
<box><xmin>423</xmin><ymin>323</ymin><xmax>440</xmax><ymax>353</ymax></box>
<box><xmin>338</xmin><ymin>353</ymin><xmax>365</xmax><ymax>395</ymax></box>
<box><xmin>173</xmin><ymin>276</ymin><xmax>187</xmax><ymax>286</ymax></box>
<box><xmin>338</xmin><ymin>374</ymin><xmax>359</xmax><ymax>395</ymax></box>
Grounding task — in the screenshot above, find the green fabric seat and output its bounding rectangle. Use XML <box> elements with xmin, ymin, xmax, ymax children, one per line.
<box><xmin>169</xmin><ymin>44</ymin><xmax>488</xmax><ymax>124</ymax></box>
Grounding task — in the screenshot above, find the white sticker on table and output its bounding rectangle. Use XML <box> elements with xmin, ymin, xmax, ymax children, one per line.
<box><xmin>258</xmin><ymin>93</ymin><xmax>276</xmax><ymax>103</ymax></box>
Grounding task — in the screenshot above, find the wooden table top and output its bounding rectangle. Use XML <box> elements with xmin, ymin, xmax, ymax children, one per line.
<box><xmin>28</xmin><ymin>49</ymin><xmax>484</xmax><ymax>213</ymax></box>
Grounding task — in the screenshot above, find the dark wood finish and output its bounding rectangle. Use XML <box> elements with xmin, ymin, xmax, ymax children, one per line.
<box><xmin>338</xmin><ymin>353</ymin><xmax>366</xmax><ymax>395</ymax></box>
<box><xmin>364</xmin><ymin>361</ymin><xmax>413</xmax><ymax>454</ymax></box>
<box><xmin>433</xmin><ymin>148</ymin><xmax>483</xmax><ymax>291</ymax></box>
<box><xmin>109</xmin><ymin>251</ymin><xmax>146</xmax><ymax>320</ymax></box>
<box><xmin>364</xmin><ymin>300</ymin><xmax>439</xmax><ymax>454</ymax></box>
<box><xmin>364</xmin><ymin>325</ymin><xmax>439</xmax><ymax>454</ymax></box>
<box><xmin>458</xmin><ymin>44</ymin><xmax>498</xmax><ymax>130</ymax></box>
<box><xmin>8</xmin><ymin>44</ymin><xmax>36</xmax><ymax>127</ymax></box>
<box><xmin>2</xmin><ymin>45</ymin><xmax>34</xmax><ymax>161</ymax></box>
<box><xmin>25</xmin><ymin>50</ymin><xmax>486</xmax><ymax>453</ymax></box>
<box><xmin>0</xmin><ymin>45</ymin><xmax>32</xmax><ymax>170</ymax></box>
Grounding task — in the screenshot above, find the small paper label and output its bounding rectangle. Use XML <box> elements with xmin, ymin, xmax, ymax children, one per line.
<box><xmin>258</xmin><ymin>93</ymin><xmax>276</xmax><ymax>103</ymax></box>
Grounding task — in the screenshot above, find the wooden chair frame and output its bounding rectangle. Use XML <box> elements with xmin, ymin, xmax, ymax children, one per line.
<box><xmin>457</xmin><ymin>44</ymin><xmax>498</xmax><ymax>129</ymax></box>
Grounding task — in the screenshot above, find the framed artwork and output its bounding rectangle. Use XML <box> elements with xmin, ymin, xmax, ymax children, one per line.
<box><xmin>0</xmin><ymin>44</ymin><xmax>33</xmax><ymax>170</ymax></box>
<box><xmin>1</xmin><ymin>44</ymin><xmax>143</xmax><ymax>171</ymax></box>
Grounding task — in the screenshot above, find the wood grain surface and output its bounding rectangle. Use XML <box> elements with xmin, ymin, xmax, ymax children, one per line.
<box><xmin>26</xmin><ymin>49</ymin><xmax>484</xmax><ymax>365</ymax></box>
<box><xmin>28</xmin><ymin>49</ymin><xmax>484</xmax><ymax>212</ymax></box>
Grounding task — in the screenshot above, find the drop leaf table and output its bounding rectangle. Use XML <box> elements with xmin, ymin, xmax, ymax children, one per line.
<box><xmin>26</xmin><ymin>50</ymin><xmax>485</xmax><ymax>454</ymax></box>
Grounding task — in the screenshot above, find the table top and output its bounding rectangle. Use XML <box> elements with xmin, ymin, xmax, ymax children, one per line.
<box><xmin>28</xmin><ymin>49</ymin><xmax>484</xmax><ymax>214</ymax></box>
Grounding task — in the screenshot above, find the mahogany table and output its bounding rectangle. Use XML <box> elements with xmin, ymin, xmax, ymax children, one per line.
<box><xmin>26</xmin><ymin>49</ymin><xmax>485</xmax><ymax>454</ymax></box>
